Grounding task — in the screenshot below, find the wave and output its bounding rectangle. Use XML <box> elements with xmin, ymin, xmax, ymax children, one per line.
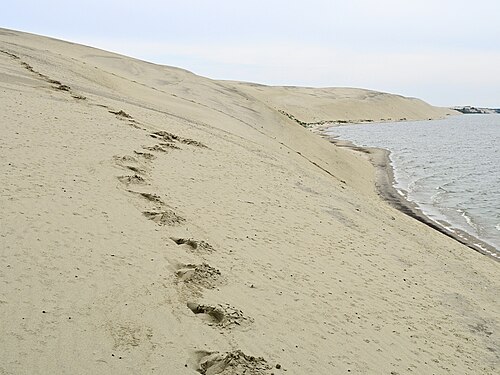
<box><xmin>330</xmin><ymin>114</ymin><xmax>500</xmax><ymax>251</ymax></box>
<box><xmin>457</xmin><ymin>208</ymin><xmax>482</xmax><ymax>235</ymax></box>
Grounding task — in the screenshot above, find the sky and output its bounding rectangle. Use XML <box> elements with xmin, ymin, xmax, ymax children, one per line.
<box><xmin>2</xmin><ymin>0</ymin><xmax>499</xmax><ymax>107</ymax></box>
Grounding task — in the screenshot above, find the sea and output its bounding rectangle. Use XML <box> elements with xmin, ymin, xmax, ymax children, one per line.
<box><xmin>324</xmin><ymin>114</ymin><xmax>500</xmax><ymax>256</ymax></box>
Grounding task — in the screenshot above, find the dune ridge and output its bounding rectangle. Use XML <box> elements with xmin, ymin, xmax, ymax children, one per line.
<box><xmin>0</xmin><ymin>28</ymin><xmax>498</xmax><ymax>374</ymax></box>
<box><xmin>229</xmin><ymin>82</ymin><xmax>457</xmax><ymax>126</ymax></box>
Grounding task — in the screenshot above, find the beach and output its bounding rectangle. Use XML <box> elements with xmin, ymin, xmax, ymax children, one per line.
<box><xmin>328</xmin><ymin>137</ymin><xmax>500</xmax><ymax>261</ymax></box>
<box><xmin>1</xmin><ymin>28</ymin><xmax>499</xmax><ymax>375</ymax></box>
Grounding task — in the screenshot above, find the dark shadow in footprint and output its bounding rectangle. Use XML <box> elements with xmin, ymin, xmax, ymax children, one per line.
<box><xmin>134</xmin><ymin>151</ymin><xmax>156</xmax><ymax>160</ymax></box>
<box><xmin>126</xmin><ymin>165</ymin><xmax>144</xmax><ymax>174</ymax></box>
<box><xmin>171</xmin><ymin>237</ymin><xmax>199</xmax><ymax>249</ymax></box>
<box><xmin>54</xmin><ymin>84</ymin><xmax>71</xmax><ymax>91</ymax></box>
<box><xmin>179</xmin><ymin>138</ymin><xmax>208</xmax><ymax>148</ymax></box>
<box><xmin>118</xmin><ymin>174</ymin><xmax>146</xmax><ymax>185</ymax></box>
<box><xmin>170</xmin><ymin>237</ymin><xmax>215</xmax><ymax>253</ymax></box>
<box><xmin>126</xmin><ymin>190</ymin><xmax>164</xmax><ymax>205</ymax></box>
<box><xmin>150</xmin><ymin>131</ymin><xmax>180</xmax><ymax>142</ymax></box>
<box><xmin>186</xmin><ymin>302</ymin><xmax>252</xmax><ymax>329</ymax></box>
<box><xmin>139</xmin><ymin>192</ymin><xmax>164</xmax><ymax>204</ymax></box>
<box><xmin>109</xmin><ymin>110</ymin><xmax>133</xmax><ymax>119</ymax></box>
<box><xmin>143</xmin><ymin>144</ymin><xmax>179</xmax><ymax>152</ymax></box>
<box><xmin>150</xmin><ymin>131</ymin><xmax>208</xmax><ymax>149</ymax></box>
<box><xmin>187</xmin><ymin>302</ymin><xmax>225</xmax><ymax>324</ymax></box>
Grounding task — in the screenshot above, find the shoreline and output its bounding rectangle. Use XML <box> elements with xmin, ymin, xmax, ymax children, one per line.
<box><xmin>325</xmin><ymin>135</ymin><xmax>500</xmax><ymax>262</ymax></box>
<box><xmin>2</xmin><ymin>28</ymin><xmax>499</xmax><ymax>374</ymax></box>
<box><xmin>308</xmin><ymin>113</ymin><xmax>460</xmax><ymax>133</ymax></box>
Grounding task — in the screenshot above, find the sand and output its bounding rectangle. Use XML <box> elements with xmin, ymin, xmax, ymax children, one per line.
<box><xmin>229</xmin><ymin>82</ymin><xmax>457</xmax><ymax>126</ymax></box>
<box><xmin>328</xmin><ymin>138</ymin><xmax>500</xmax><ymax>261</ymax></box>
<box><xmin>0</xmin><ymin>28</ymin><xmax>498</xmax><ymax>375</ymax></box>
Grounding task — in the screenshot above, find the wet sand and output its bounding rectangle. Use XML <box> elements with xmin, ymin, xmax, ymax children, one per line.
<box><xmin>328</xmin><ymin>136</ymin><xmax>500</xmax><ymax>261</ymax></box>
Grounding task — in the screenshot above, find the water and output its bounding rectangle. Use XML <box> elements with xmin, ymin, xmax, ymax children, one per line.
<box><xmin>325</xmin><ymin>114</ymin><xmax>500</xmax><ymax>253</ymax></box>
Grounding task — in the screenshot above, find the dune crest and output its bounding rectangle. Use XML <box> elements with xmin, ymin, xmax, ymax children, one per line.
<box><xmin>0</xmin><ymin>28</ymin><xmax>497</xmax><ymax>374</ymax></box>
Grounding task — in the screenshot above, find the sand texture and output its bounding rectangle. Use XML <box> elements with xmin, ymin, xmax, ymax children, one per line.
<box><xmin>0</xmin><ymin>28</ymin><xmax>498</xmax><ymax>374</ymax></box>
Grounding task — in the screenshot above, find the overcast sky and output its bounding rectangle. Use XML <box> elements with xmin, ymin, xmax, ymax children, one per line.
<box><xmin>2</xmin><ymin>0</ymin><xmax>499</xmax><ymax>107</ymax></box>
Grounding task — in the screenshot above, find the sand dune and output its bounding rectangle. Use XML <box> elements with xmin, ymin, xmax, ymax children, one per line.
<box><xmin>0</xmin><ymin>28</ymin><xmax>498</xmax><ymax>374</ymax></box>
<box><xmin>229</xmin><ymin>82</ymin><xmax>457</xmax><ymax>125</ymax></box>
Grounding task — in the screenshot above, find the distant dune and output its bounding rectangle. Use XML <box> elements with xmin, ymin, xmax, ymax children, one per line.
<box><xmin>0</xmin><ymin>28</ymin><xmax>497</xmax><ymax>375</ymax></box>
<box><xmin>230</xmin><ymin>82</ymin><xmax>457</xmax><ymax>125</ymax></box>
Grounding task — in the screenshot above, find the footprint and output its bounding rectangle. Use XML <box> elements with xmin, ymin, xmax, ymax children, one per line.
<box><xmin>148</xmin><ymin>132</ymin><xmax>181</xmax><ymax>150</ymax></box>
<box><xmin>53</xmin><ymin>83</ymin><xmax>71</xmax><ymax>91</ymax></box>
<box><xmin>114</xmin><ymin>155</ymin><xmax>147</xmax><ymax>173</ymax></box>
<box><xmin>170</xmin><ymin>237</ymin><xmax>215</xmax><ymax>253</ymax></box>
<box><xmin>187</xmin><ymin>302</ymin><xmax>225</xmax><ymax>324</ymax></box>
<box><xmin>134</xmin><ymin>151</ymin><xmax>156</xmax><ymax>160</ymax></box>
<box><xmin>150</xmin><ymin>131</ymin><xmax>181</xmax><ymax>142</ymax></box>
<box><xmin>109</xmin><ymin>109</ymin><xmax>133</xmax><ymax>119</ymax></box>
<box><xmin>118</xmin><ymin>174</ymin><xmax>147</xmax><ymax>185</ymax></box>
<box><xmin>179</xmin><ymin>138</ymin><xmax>208</xmax><ymax>148</ymax></box>
<box><xmin>139</xmin><ymin>192</ymin><xmax>163</xmax><ymax>204</ymax></box>
<box><xmin>193</xmin><ymin>350</ymin><xmax>271</xmax><ymax>375</ymax></box>
<box><xmin>186</xmin><ymin>302</ymin><xmax>253</xmax><ymax>329</ymax></box>
<box><xmin>127</xmin><ymin>191</ymin><xmax>164</xmax><ymax>205</ymax></box>
<box><xmin>114</xmin><ymin>154</ymin><xmax>139</xmax><ymax>164</ymax></box>
<box><xmin>143</xmin><ymin>210</ymin><xmax>185</xmax><ymax>226</ymax></box>
<box><xmin>143</xmin><ymin>144</ymin><xmax>179</xmax><ymax>153</ymax></box>
<box><xmin>125</xmin><ymin>165</ymin><xmax>145</xmax><ymax>174</ymax></box>
<box><xmin>108</xmin><ymin>110</ymin><xmax>144</xmax><ymax>129</ymax></box>
<box><xmin>158</xmin><ymin>142</ymin><xmax>181</xmax><ymax>150</ymax></box>
<box><xmin>175</xmin><ymin>263</ymin><xmax>222</xmax><ymax>289</ymax></box>
<box><xmin>71</xmin><ymin>94</ymin><xmax>87</xmax><ymax>100</ymax></box>
<box><xmin>114</xmin><ymin>155</ymin><xmax>149</xmax><ymax>185</ymax></box>
<box><xmin>150</xmin><ymin>131</ymin><xmax>207</xmax><ymax>149</ymax></box>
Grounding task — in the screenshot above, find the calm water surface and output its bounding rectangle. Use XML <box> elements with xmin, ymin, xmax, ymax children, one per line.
<box><xmin>326</xmin><ymin>114</ymin><xmax>500</xmax><ymax>252</ymax></box>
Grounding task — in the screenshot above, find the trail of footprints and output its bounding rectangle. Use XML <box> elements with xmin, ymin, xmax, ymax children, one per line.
<box><xmin>3</xmin><ymin>45</ymin><xmax>273</xmax><ymax>371</ymax></box>
<box><xmin>112</xmin><ymin>112</ymin><xmax>272</xmax><ymax>374</ymax></box>
<box><xmin>2</xmin><ymin>44</ymin><xmax>274</xmax><ymax>371</ymax></box>
<box><xmin>0</xmin><ymin>49</ymin><xmax>87</xmax><ymax>100</ymax></box>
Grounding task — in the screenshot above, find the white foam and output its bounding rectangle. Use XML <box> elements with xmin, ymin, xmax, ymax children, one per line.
<box><xmin>458</xmin><ymin>209</ymin><xmax>481</xmax><ymax>234</ymax></box>
<box><xmin>329</xmin><ymin>115</ymin><xmax>500</xmax><ymax>253</ymax></box>
<box><xmin>474</xmin><ymin>243</ymin><xmax>500</xmax><ymax>258</ymax></box>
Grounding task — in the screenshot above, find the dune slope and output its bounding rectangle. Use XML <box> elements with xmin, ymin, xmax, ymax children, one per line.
<box><xmin>0</xmin><ymin>29</ymin><xmax>497</xmax><ymax>375</ymax></box>
<box><xmin>229</xmin><ymin>82</ymin><xmax>457</xmax><ymax>124</ymax></box>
